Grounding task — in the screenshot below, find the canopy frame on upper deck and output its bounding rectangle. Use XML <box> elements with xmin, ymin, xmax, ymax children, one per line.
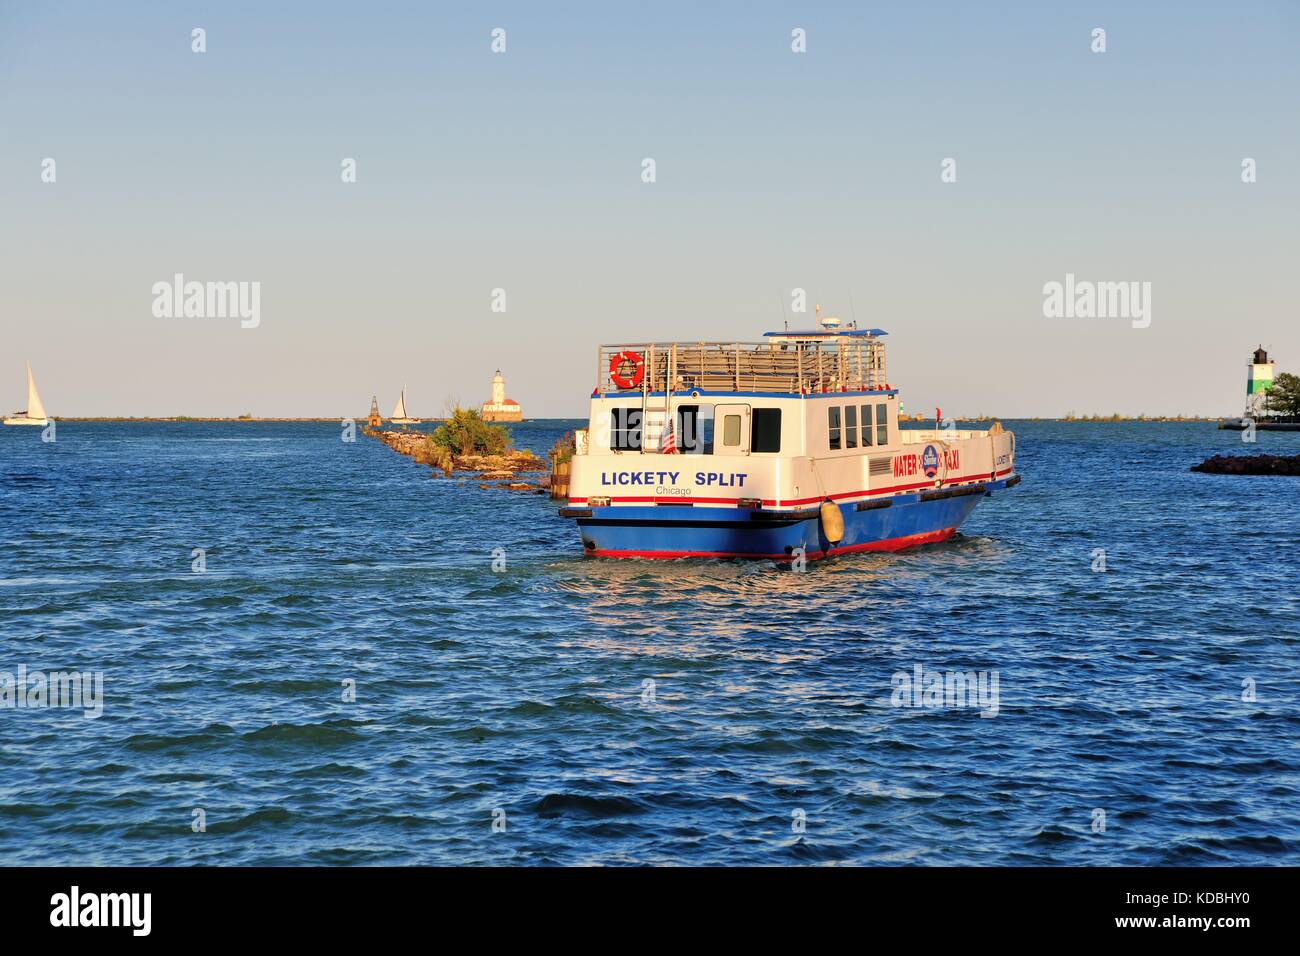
<box><xmin>594</xmin><ymin>332</ymin><xmax>889</xmax><ymax>399</ymax></box>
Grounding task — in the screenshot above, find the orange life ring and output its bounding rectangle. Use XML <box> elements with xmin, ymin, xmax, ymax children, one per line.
<box><xmin>609</xmin><ymin>351</ymin><xmax>645</xmax><ymax>390</ymax></box>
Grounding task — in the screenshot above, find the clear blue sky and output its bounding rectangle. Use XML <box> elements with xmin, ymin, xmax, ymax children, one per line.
<box><xmin>1</xmin><ymin>1</ymin><xmax>1296</xmax><ymax>417</ymax></box>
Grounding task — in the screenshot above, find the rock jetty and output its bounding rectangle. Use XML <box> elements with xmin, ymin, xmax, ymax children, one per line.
<box><xmin>365</xmin><ymin>428</ymin><xmax>550</xmax><ymax>493</ymax></box>
<box><xmin>1191</xmin><ymin>453</ymin><xmax>1300</xmax><ymax>476</ymax></box>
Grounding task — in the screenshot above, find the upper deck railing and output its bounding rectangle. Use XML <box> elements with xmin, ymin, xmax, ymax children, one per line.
<box><xmin>595</xmin><ymin>330</ymin><xmax>889</xmax><ymax>397</ymax></box>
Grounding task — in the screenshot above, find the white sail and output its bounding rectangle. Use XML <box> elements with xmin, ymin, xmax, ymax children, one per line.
<box><xmin>26</xmin><ymin>363</ymin><xmax>47</xmax><ymax>420</ymax></box>
<box><xmin>390</xmin><ymin>387</ymin><xmax>407</xmax><ymax>420</ymax></box>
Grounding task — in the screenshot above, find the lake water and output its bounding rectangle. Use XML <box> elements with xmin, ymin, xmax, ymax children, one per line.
<box><xmin>1</xmin><ymin>420</ymin><xmax>1297</xmax><ymax>865</ymax></box>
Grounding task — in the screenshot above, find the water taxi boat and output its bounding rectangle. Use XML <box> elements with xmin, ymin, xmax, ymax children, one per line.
<box><xmin>558</xmin><ymin>319</ymin><xmax>1018</xmax><ymax>560</ymax></box>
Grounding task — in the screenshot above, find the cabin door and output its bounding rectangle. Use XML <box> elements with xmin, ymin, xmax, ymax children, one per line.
<box><xmin>715</xmin><ymin>404</ymin><xmax>751</xmax><ymax>456</ymax></box>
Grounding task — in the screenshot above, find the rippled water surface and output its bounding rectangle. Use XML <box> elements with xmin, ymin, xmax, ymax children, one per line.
<box><xmin>2</xmin><ymin>420</ymin><xmax>1298</xmax><ymax>865</ymax></box>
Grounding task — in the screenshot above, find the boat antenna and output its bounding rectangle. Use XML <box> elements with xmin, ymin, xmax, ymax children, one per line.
<box><xmin>849</xmin><ymin>291</ymin><xmax>859</xmax><ymax>329</ymax></box>
<box><xmin>779</xmin><ymin>292</ymin><xmax>789</xmax><ymax>331</ymax></box>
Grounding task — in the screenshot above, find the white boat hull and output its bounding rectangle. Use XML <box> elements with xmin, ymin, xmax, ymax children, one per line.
<box><xmin>3</xmin><ymin>416</ymin><xmax>49</xmax><ymax>426</ymax></box>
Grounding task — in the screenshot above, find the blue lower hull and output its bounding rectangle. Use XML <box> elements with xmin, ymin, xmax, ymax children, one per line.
<box><xmin>570</xmin><ymin>479</ymin><xmax>1014</xmax><ymax>560</ymax></box>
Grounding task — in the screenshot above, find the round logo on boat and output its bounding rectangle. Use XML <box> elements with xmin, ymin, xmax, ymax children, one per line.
<box><xmin>921</xmin><ymin>443</ymin><xmax>942</xmax><ymax>479</ymax></box>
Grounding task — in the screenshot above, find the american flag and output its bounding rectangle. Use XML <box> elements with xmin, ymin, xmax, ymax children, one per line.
<box><xmin>660</xmin><ymin>416</ymin><xmax>678</xmax><ymax>454</ymax></box>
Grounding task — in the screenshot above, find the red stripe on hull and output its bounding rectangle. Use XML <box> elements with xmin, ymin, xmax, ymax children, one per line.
<box><xmin>569</xmin><ymin>468</ymin><xmax>1014</xmax><ymax>508</ymax></box>
<box><xmin>824</xmin><ymin>526</ymin><xmax>956</xmax><ymax>555</ymax></box>
<box><xmin>587</xmin><ymin>526</ymin><xmax>958</xmax><ymax>561</ymax></box>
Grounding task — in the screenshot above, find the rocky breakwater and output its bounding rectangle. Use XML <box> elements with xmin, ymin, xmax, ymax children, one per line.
<box><xmin>365</xmin><ymin>428</ymin><xmax>549</xmax><ymax>493</ymax></box>
<box><xmin>1191</xmin><ymin>453</ymin><xmax>1300</xmax><ymax>476</ymax></box>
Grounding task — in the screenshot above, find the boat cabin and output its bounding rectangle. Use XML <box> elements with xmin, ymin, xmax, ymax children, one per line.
<box><xmin>580</xmin><ymin>328</ymin><xmax>900</xmax><ymax>459</ymax></box>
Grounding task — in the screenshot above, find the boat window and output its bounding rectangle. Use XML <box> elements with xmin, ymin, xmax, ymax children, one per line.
<box><xmin>722</xmin><ymin>414</ymin><xmax>742</xmax><ymax>448</ymax></box>
<box><xmin>610</xmin><ymin>407</ymin><xmax>643</xmax><ymax>451</ymax></box>
<box><xmin>844</xmin><ymin>405</ymin><xmax>858</xmax><ymax>449</ymax></box>
<box><xmin>698</xmin><ymin>415</ymin><xmax>714</xmax><ymax>453</ymax></box>
<box><xmin>751</xmin><ymin>408</ymin><xmax>781</xmax><ymax>453</ymax></box>
<box><xmin>875</xmin><ymin>403</ymin><xmax>889</xmax><ymax>446</ymax></box>
<box><xmin>861</xmin><ymin>404</ymin><xmax>873</xmax><ymax>446</ymax></box>
<box><xmin>828</xmin><ymin>406</ymin><xmax>841</xmax><ymax>450</ymax></box>
<box><xmin>676</xmin><ymin>404</ymin><xmax>714</xmax><ymax>454</ymax></box>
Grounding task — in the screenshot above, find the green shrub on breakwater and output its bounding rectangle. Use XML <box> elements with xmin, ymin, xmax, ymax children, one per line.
<box><xmin>432</xmin><ymin>408</ymin><xmax>508</xmax><ymax>457</ymax></box>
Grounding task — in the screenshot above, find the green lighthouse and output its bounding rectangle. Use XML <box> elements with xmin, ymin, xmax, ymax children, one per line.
<box><xmin>1248</xmin><ymin>346</ymin><xmax>1274</xmax><ymax>398</ymax></box>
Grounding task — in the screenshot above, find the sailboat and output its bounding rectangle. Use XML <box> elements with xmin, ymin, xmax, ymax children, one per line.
<box><xmin>4</xmin><ymin>362</ymin><xmax>50</xmax><ymax>426</ymax></box>
<box><xmin>388</xmin><ymin>384</ymin><xmax>420</xmax><ymax>424</ymax></box>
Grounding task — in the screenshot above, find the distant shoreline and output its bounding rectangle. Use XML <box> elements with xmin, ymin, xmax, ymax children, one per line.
<box><xmin>52</xmin><ymin>417</ymin><xmax>378</xmax><ymax>422</ymax></box>
<box><xmin>43</xmin><ymin>415</ymin><xmax>1230</xmax><ymax>424</ymax></box>
<box><xmin>49</xmin><ymin>416</ymin><xmax>453</xmax><ymax>423</ymax></box>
